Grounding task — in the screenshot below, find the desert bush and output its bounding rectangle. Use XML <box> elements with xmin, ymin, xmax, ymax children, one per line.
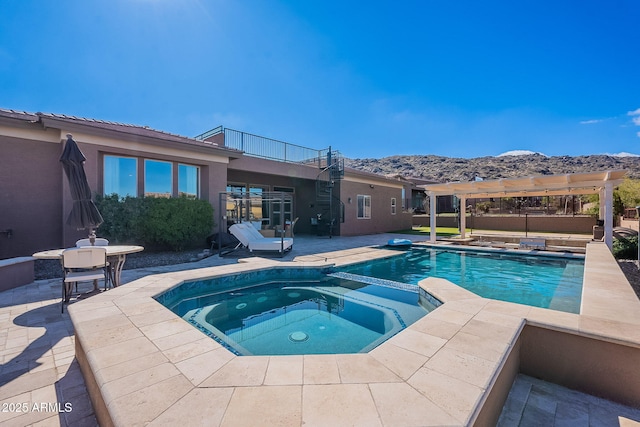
<box><xmin>95</xmin><ymin>194</ymin><xmax>214</xmax><ymax>251</ymax></box>
<box><xmin>612</xmin><ymin>236</ymin><xmax>639</xmax><ymax>260</ymax></box>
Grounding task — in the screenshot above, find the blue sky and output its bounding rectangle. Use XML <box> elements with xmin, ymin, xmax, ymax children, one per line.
<box><xmin>1</xmin><ymin>1</ymin><xmax>639</xmax><ymax>159</ymax></box>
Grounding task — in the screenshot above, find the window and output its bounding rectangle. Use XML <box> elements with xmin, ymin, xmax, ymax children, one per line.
<box><xmin>144</xmin><ymin>160</ymin><xmax>172</xmax><ymax>197</ymax></box>
<box><xmin>178</xmin><ymin>164</ymin><xmax>199</xmax><ymax>198</ymax></box>
<box><xmin>357</xmin><ymin>195</ymin><xmax>371</xmax><ymax>219</ymax></box>
<box><xmin>104</xmin><ymin>155</ymin><xmax>137</xmax><ymax>197</ymax></box>
<box><xmin>391</xmin><ymin>197</ymin><xmax>397</xmax><ymax>215</ymax></box>
<box><xmin>104</xmin><ymin>156</ymin><xmax>201</xmax><ymax>199</ymax></box>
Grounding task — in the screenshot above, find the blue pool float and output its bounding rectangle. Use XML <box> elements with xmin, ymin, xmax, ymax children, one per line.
<box><xmin>387</xmin><ymin>238</ymin><xmax>412</xmax><ymax>247</ymax></box>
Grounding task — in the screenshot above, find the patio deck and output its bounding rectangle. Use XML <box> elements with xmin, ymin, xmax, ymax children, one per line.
<box><xmin>1</xmin><ymin>234</ymin><xmax>639</xmax><ymax>426</ymax></box>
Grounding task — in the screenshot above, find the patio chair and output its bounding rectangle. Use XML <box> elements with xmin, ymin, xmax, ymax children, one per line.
<box><xmin>285</xmin><ymin>217</ymin><xmax>299</xmax><ymax>237</ymax></box>
<box><xmin>60</xmin><ymin>247</ymin><xmax>110</xmax><ymax>313</ymax></box>
<box><xmin>76</xmin><ymin>238</ymin><xmax>109</xmax><ymax>247</ymax></box>
<box><xmin>75</xmin><ymin>237</ymin><xmax>113</xmax><ymax>288</ymax></box>
<box><xmin>229</xmin><ymin>222</ymin><xmax>293</xmax><ymax>256</ymax></box>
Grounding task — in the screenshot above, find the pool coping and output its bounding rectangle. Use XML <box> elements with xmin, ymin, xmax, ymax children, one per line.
<box><xmin>68</xmin><ymin>242</ymin><xmax>640</xmax><ymax>426</ymax></box>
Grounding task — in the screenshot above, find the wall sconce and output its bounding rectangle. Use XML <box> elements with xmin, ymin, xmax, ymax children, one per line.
<box><xmin>348</xmin><ymin>197</ymin><xmax>352</xmax><ymax>204</ymax></box>
<box><xmin>369</xmin><ymin>184</ymin><xmax>375</xmax><ymax>189</ymax></box>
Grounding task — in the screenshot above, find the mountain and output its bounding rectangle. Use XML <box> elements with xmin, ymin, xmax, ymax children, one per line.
<box><xmin>497</xmin><ymin>150</ymin><xmax>546</xmax><ymax>157</ymax></box>
<box><xmin>345</xmin><ymin>153</ymin><xmax>640</xmax><ymax>182</ymax></box>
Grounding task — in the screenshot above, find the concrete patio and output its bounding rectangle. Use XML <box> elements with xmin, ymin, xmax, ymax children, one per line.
<box><xmin>1</xmin><ymin>233</ymin><xmax>640</xmax><ymax>426</ymax></box>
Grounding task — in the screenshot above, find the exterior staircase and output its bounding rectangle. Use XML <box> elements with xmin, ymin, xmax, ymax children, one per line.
<box><xmin>315</xmin><ymin>148</ymin><xmax>345</xmax><ymax>237</ymax></box>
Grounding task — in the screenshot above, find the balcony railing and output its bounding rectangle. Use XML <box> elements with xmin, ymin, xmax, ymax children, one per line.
<box><xmin>195</xmin><ymin>126</ymin><xmax>341</xmax><ymax>167</ymax></box>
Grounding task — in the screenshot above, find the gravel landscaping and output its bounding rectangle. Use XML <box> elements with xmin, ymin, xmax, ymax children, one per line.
<box><xmin>34</xmin><ymin>248</ymin><xmax>206</xmax><ymax>280</ymax></box>
<box><xmin>619</xmin><ymin>259</ymin><xmax>640</xmax><ymax>299</ymax></box>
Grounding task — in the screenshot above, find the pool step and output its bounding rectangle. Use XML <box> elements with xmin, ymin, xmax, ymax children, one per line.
<box><xmin>327</xmin><ymin>272</ymin><xmax>417</xmax><ymax>293</ymax></box>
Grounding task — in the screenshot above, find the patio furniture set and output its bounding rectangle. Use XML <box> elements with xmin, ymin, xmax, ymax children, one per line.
<box><xmin>32</xmin><ymin>239</ymin><xmax>143</xmax><ymax>312</ymax></box>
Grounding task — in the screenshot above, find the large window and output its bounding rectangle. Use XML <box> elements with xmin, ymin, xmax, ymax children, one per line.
<box><xmin>104</xmin><ymin>155</ymin><xmax>137</xmax><ymax>197</ymax></box>
<box><xmin>178</xmin><ymin>164</ymin><xmax>199</xmax><ymax>198</ymax></box>
<box><xmin>357</xmin><ymin>195</ymin><xmax>371</xmax><ymax>219</ymax></box>
<box><xmin>144</xmin><ymin>160</ymin><xmax>172</xmax><ymax>197</ymax></box>
<box><xmin>104</xmin><ymin>156</ymin><xmax>201</xmax><ymax>199</ymax></box>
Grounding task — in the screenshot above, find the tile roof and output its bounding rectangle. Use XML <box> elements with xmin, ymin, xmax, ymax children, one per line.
<box><xmin>0</xmin><ymin>108</ymin><xmax>241</xmax><ymax>154</ymax></box>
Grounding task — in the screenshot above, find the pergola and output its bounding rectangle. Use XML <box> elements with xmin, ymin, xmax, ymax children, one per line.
<box><xmin>421</xmin><ymin>170</ymin><xmax>627</xmax><ymax>248</ymax></box>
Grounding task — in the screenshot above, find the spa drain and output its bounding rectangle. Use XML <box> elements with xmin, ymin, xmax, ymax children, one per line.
<box><xmin>288</xmin><ymin>331</ymin><xmax>309</xmax><ymax>342</ymax></box>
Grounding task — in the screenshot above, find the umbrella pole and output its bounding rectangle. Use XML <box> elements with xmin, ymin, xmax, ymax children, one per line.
<box><xmin>88</xmin><ymin>227</ymin><xmax>100</xmax><ymax>291</ymax></box>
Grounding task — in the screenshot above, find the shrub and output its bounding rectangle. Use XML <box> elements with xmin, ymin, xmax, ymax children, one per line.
<box><xmin>475</xmin><ymin>202</ymin><xmax>491</xmax><ymax>214</ymax></box>
<box><xmin>612</xmin><ymin>236</ymin><xmax>639</xmax><ymax>260</ymax></box>
<box><xmin>95</xmin><ymin>195</ymin><xmax>214</xmax><ymax>251</ymax></box>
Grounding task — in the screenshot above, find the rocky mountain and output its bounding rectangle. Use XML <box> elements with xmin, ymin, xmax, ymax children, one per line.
<box><xmin>345</xmin><ymin>154</ymin><xmax>640</xmax><ymax>182</ymax></box>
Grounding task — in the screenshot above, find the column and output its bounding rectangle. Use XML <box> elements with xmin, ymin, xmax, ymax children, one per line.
<box><xmin>429</xmin><ymin>192</ymin><xmax>437</xmax><ymax>243</ymax></box>
<box><xmin>603</xmin><ymin>183</ymin><xmax>614</xmax><ymax>249</ymax></box>
<box><xmin>459</xmin><ymin>196</ymin><xmax>467</xmax><ymax>239</ymax></box>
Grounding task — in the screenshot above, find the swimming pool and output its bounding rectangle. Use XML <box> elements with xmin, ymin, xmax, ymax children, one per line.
<box><xmin>338</xmin><ymin>246</ymin><xmax>584</xmax><ymax>313</ymax></box>
<box><xmin>156</xmin><ymin>268</ymin><xmax>437</xmax><ymax>355</ymax></box>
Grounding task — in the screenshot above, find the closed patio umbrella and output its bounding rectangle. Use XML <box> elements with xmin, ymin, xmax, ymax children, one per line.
<box><xmin>60</xmin><ymin>134</ymin><xmax>103</xmax><ymax>244</ymax></box>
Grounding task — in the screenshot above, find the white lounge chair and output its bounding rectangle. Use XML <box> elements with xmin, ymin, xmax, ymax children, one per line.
<box><xmin>229</xmin><ymin>223</ymin><xmax>293</xmax><ymax>256</ymax></box>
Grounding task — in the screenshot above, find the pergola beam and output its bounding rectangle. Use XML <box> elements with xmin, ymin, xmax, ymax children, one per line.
<box><xmin>421</xmin><ymin>170</ymin><xmax>627</xmax><ymax>249</ymax></box>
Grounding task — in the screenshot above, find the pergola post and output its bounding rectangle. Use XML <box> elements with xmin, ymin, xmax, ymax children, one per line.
<box><xmin>603</xmin><ymin>182</ymin><xmax>614</xmax><ymax>249</ymax></box>
<box><xmin>429</xmin><ymin>192</ymin><xmax>437</xmax><ymax>243</ymax></box>
<box><xmin>459</xmin><ymin>195</ymin><xmax>467</xmax><ymax>239</ymax></box>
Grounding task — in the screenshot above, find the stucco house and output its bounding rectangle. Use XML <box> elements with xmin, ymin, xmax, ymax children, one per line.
<box><xmin>0</xmin><ymin>108</ymin><xmax>415</xmax><ymax>259</ymax></box>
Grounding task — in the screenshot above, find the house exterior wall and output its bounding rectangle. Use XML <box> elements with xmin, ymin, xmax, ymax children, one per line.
<box><xmin>0</xmin><ymin>134</ymin><xmax>63</xmax><ymax>258</ymax></box>
<box><xmin>59</xmin><ymin>140</ymin><xmax>230</xmax><ymax>248</ymax></box>
<box><xmin>226</xmin><ymin>165</ymin><xmax>319</xmax><ymax>235</ymax></box>
<box><xmin>340</xmin><ymin>178</ymin><xmax>413</xmax><ymax>236</ymax></box>
<box><xmin>228</xmin><ymin>156</ymin><xmax>319</xmax><ymax>180</ymax></box>
<box><xmin>1</xmin><ymin>110</ymin><xmax>415</xmax><ymax>259</ymax></box>
<box><xmin>0</xmin><ymin>115</ymin><xmax>233</xmax><ymax>258</ymax></box>
<box><xmin>228</xmin><ymin>158</ymin><xmax>414</xmax><ymax>236</ymax></box>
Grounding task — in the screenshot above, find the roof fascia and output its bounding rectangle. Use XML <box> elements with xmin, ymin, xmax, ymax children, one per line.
<box><xmin>38</xmin><ymin>115</ymin><xmax>242</xmax><ymax>159</ymax></box>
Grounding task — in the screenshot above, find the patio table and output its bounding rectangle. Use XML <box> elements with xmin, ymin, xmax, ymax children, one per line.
<box><xmin>33</xmin><ymin>245</ymin><xmax>144</xmax><ymax>288</ymax></box>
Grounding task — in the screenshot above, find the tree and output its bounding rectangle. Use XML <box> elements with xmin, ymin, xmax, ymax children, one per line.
<box><xmin>616</xmin><ymin>178</ymin><xmax>640</xmax><ymax>209</ymax></box>
<box><xmin>578</xmin><ymin>179</ymin><xmax>640</xmax><ymax>216</ymax></box>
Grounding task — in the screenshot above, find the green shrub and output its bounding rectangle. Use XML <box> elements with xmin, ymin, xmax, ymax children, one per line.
<box><xmin>475</xmin><ymin>202</ymin><xmax>491</xmax><ymax>214</ymax></box>
<box><xmin>612</xmin><ymin>236</ymin><xmax>639</xmax><ymax>260</ymax></box>
<box><xmin>95</xmin><ymin>195</ymin><xmax>214</xmax><ymax>251</ymax></box>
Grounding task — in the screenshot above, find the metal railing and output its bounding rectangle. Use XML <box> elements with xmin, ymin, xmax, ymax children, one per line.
<box><xmin>194</xmin><ymin>126</ymin><xmax>223</xmax><ymax>141</ymax></box>
<box><xmin>195</xmin><ymin>126</ymin><xmax>342</xmax><ymax>167</ymax></box>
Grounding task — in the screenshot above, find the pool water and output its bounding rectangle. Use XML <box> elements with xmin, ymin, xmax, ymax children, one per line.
<box><xmin>339</xmin><ymin>247</ymin><xmax>584</xmax><ymax>313</ymax></box>
<box><xmin>161</xmin><ymin>275</ymin><xmax>435</xmax><ymax>356</ymax></box>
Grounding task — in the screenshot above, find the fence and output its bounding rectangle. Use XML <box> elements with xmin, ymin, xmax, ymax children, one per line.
<box><xmin>413</xmin><ymin>214</ymin><xmax>597</xmax><ymax>234</ymax></box>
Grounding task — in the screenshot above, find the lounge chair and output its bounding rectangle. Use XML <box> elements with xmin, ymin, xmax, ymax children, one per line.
<box><xmin>229</xmin><ymin>223</ymin><xmax>293</xmax><ymax>256</ymax></box>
